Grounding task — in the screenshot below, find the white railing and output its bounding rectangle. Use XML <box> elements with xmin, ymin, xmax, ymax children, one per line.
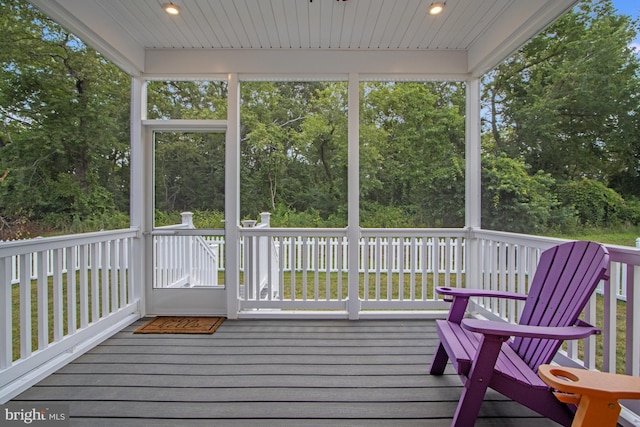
<box><xmin>190</xmin><ymin>237</ymin><xmax>220</xmax><ymax>286</ymax></box>
<box><xmin>359</xmin><ymin>229</ymin><xmax>466</xmax><ymax>310</ymax></box>
<box><xmin>237</xmin><ymin>227</ymin><xmax>466</xmax><ymax>312</ymax></box>
<box><xmin>0</xmin><ymin>228</ymin><xmax>140</xmax><ymax>403</ymax></box>
<box><xmin>238</xmin><ymin>227</ymin><xmax>350</xmax><ymax>311</ymax></box>
<box><xmin>153</xmin><ymin>213</ymin><xmax>220</xmax><ymax>288</ymax></box>
<box><xmin>468</xmin><ymin>229</ymin><xmax>640</xmax><ymax>426</ymax></box>
<box><xmin>7</xmin><ymin>239</ymin><xmax>129</xmax><ymax>286</ymax></box>
<box><xmin>204</xmin><ymin>232</ymin><xmax>465</xmax><ymax>274</ymax></box>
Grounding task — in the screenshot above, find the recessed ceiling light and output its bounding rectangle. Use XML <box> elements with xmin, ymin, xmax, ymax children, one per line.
<box><xmin>163</xmin><ymin>3</ymin><xmax>180</xmax><ymax>15</ymax></box>
<box><xmin>429</xmin><ymin>2</ymin><xmax>445</xmax><ymax>15</ymax></box>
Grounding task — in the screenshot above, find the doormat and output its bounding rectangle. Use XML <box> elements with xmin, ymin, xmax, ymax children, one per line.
<box><xmin>134</xmin><ymin>316</ymin><xmax>225</xmax><ymax>334</ymax></box>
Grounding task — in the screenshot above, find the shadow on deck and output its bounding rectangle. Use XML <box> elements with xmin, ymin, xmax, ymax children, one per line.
<box><xmin>11</xmin><ymin>319</ymin><xmax>560</xmax><ymax>426</ymax></box>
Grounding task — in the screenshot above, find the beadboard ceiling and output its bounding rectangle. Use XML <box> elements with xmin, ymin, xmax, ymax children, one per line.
<box><xmin>27</xmin><ymin>0</ymin><xmax>578</xmax><ymax>77</ymax></box>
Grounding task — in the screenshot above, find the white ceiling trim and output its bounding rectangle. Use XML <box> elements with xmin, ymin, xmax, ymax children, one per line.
<box><xmin>137</xmin><ymin>73</ymin><xmax>468</xmax><ymax>83</ymax></box>
<box><xmin>144</xmin><ymin>48</ymin><xmax>468</xmax><ymax>76</ymax></box>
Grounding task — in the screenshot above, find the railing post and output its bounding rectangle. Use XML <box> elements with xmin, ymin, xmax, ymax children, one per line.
<box><xmin>181</xmin><ymin>212</ymin><xmax>194</xmax><ymax>286</ymax></box>
<box><xmin>465</xmin><ymin>227</ymin><xmax>481</xmax><ymax>291</ymax></box>
<box><xmin>259</xmin><ymin>212</ymin><xmax>271</xmax><ymax>227</ymax></box>
<box><xmin>242</xmin><ymin>220</ymin><xmax>257</xmax><ymax>300</ymax></box>
<box><xmin>181</xmin><ymin>212</ymin><xmax>194</xmax><ymax>228</ymax></box>
<box><xmin>258</xmin><ymin>213</ymin><xmax>272</xmax><ymax>299</ymax></box>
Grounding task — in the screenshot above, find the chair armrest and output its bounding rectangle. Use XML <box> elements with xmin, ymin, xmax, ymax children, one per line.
<box><xmin>461</xmin><ymin>319</ymin><xmax>601</xmax><ymax>340</ymax></box>
<box><xmin>436</xmin><ymin>287</ymin><xmax>528</xmax><ymax>324</ymax></box>
<box><xmin>436</xmin><ymin>287</ymin><xmax>527</xmax><ymax>324</ymax></box>
<box><xmin>436</xmin><ymin>287</ymin><xmax>528</xmax><ymax>301</ymax></box>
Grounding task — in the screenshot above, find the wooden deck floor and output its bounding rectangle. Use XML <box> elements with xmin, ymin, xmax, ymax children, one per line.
<box><xmin>12</xmin><ymin>319</ymin><xmax>561</xmax><ymax>426</ymax></box>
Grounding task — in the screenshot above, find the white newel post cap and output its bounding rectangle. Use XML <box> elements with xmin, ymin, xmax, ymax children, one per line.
<box><xmin>260</xmin><ymin>212</ymin><xmax>271</xmax><ymax>227</ymax></box>
<box><xmin>181</xmin><ymin>212</ymin><xmax>194</xmax><ymax>228</ymax></box>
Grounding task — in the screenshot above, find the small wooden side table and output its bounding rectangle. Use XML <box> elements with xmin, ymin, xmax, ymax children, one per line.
<box><xmin>538</xmin><ymin>364</ymin><xmax>640</xmax><ymax>427</ymax></box>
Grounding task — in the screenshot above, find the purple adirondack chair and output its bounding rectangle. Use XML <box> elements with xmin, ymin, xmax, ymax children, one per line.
<box><xmin>429</xmin><ymin>240</ymin><xmax>609</xmax><ymax>427</ymax></box>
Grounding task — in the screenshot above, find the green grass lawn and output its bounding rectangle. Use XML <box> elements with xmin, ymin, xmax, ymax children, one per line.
<box><xmin>550</xmin><ymin>226</ymin><xmax>640</xmax><ymax>247</ymax></box>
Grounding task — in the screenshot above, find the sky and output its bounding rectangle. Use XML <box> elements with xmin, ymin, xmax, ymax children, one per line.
<box><xmin>612</xmin><ymin>0</ymin><xmax>640</xmax><ymax>51</ymax></box>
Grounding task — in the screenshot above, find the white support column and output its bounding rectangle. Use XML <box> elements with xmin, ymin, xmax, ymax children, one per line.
<box><xmin>347</xmin><ymin>73</ymin><xmax>361</xmax><ymax>319</ymax></box>
<box><xmin>465</xmin><ymin>77</ymin><xmax>482</xmax><ymax>289</ymax></box>
<box><xmin>225</xmin><ymin>73</ymin><xmax>241</xmax><ymax>319</ymax></box>
<box><xmin>465</xmin><ymin>78</ymin><xmax>481</xmax><ymax>229</ymax></box>
<box><xmin>130</xmin><ymin>76</ymin><xmax>147</xmax><ymax>313</ymax></box>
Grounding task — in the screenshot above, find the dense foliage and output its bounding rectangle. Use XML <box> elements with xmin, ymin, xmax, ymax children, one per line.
<box><xmin>0</xmin><ymin>0</ymin><xmax>130</xmax><ymax>236</ymax></box>
<box><xmin>483</xmin><ymin>0</ymin><xmax>640</xmax><ymax>231</ymax></box>
<box><xmin>1</xmin><ymin>0</ymin><xmax>639</xmax><ymax>238</ymax></box>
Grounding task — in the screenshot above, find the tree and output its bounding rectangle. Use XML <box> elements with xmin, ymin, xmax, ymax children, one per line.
<box><xmin>147</xmin><ymin>81</ymin><xmax>228</xmax><ymax>216</ymax></box>
<box><xmin>483</xmin><ymin>0</ymin><xmax>640</xmax><ymax>187</ymax></box>
<box><xmin>154</xmin><ymin>132</ymin><xmax>226</xmax><ymax>213</ymax></box>
<box><xmin>147</xmin><ymin>80</ymin><xmax>227</xmax><ymax>120</ymax></box>
<box><xmin>482</xmin><ymin>154</ymin><xmax>558</xmax><ymax>233</ymax></box>
<box><xmin>240</xmin><ymin>81</ymin><xmax>348</xmax><ymax>221</ymax></box>
<box><xmin>360</xmin><ymin>81</ymin><xmax>466</xmax><ymax>227</ymax></box>
<box><xmin>0</xmin><ymin>0</ymin><xmax>130</xmax><ymax>233</ymax></box>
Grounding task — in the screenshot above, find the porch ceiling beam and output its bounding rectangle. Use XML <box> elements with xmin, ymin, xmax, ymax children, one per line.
<box><xmin>468</xmin><ymin>0</ymin><xmax>578</xmax><ymax>77</ymax></box>
<box><xmin>144</xmin><ymin>49</ymin><xmax>469</xmax><ymax>78</ymax></box>
<box><xmin>27</xmin><ymin>0</ymin><xmax>145</xmax><ymax>75</ymax></box>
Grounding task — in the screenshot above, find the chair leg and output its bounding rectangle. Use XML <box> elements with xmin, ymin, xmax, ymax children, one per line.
<box><xmin>572</xmin><ymin>395</ymin><xmax>621</xmax><ymax>427</ymax></box>
<box><xmin>430</xmin><ymin>343</ymin><xmax>449</xmax><ymax>375</ymax></box>
<box><xmin>450</xmin><ymin>334</ymin><xmax>504</xmax><ymax>427</ymax></box>
<box><xmin>451</xmin><ymin>378</ymin><xmax>491</xmax><ymax>427</ymax></box>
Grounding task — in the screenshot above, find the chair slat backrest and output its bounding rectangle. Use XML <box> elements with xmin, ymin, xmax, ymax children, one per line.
<box><xmin>510</xmin><ymin>241</ymin><xmax>609</xmax><ymax>371</ymax></box>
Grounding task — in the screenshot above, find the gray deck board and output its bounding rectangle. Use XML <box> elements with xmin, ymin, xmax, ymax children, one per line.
<box><xmin>55</xmin><ymin>362</ymin><xmax>444</xmax><ymax>376</ymax></box>
<box><xmin>10</xmin><ymin>318</ymin><xmax>561</xmax><ymax>426</ymax></box>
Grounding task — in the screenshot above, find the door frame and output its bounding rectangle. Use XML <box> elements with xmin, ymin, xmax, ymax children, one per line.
<box><xmin>142</xmin><ymin>120</ymin><xmax>228</xmax><ymax>316</ymax></box>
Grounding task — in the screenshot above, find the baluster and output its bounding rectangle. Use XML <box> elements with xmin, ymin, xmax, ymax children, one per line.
<box><xmin>302</xmin><ymin>236</ymin><xmax>308</xmax><ymax>301</ymax></box>
<box><xmin>409</xmin><ymin>237</ymin><xmax>416</xmax><ymax>301</ymax></box>
<box><xmin>119</xmin><ymin>239</ymin><xmax>127</xmax><ymax>305</ymax></box>
<box><xmin>19</xmin><ymin>253</ymin><xmax>32</xmax><ymax>358</ymax></box>
<box><xmin>363</xmin><ymin>237</ymin><xmax>370</xmax><ymax>301</ymax></box>
<box><xmin>337</xmin><ymin>236</ymin><xmax>343</xmax><ymax>301</ymax></box>
<box><xmin>313</xmin><ymin>237</ymin><xmax>319</xmax><ymax>301</ymax></box>
<box><xmin>67</xmin><ymin>246</ymin><xmax>77</xmax><ymax>335</ymax></box>
<box><xmin>603</xmin><ymin>263</ymin><xmax>618</xmax><ymax>373</ymax></box>
<box><xmin>101</xmin><ymin>241</ymin><xmax>109</xmax><ymax>315</ymax></box>
<box><xmin>0</xmin><ymin>257</ymin><xmax>11</xmax><ymax>369</ymax></box>
<box><xmin>628</xmin><ymin>264</ymin><xmax>640</xmax><ymax>376</ymax></box>
<box><xmin>289</xmin><ymin>237</ymin><xmax>296</xmax><ymax>301</ymax></box>
<box><xmin>325</xmin><ymin>237</ymin><xmax>331</xmax><ymax>301</ymax></box>
<box><xmin>91</xmin><ymin>242</ymin><xmax>99</xmax><ymax>321</ymax></box>
<box><xmin>79</xmin><ymin>244</ymin><xmax>89</xmax><ymax>328</ymax></box>
<box><xmin>421</xmin><ymin>237</ymin><xmax>428</xmax><ymax>300</ymax></box>
<box><xmin>37</xmin><ymin>251</ymin><xmax>48</xmax><ymax>349</ymax></box>
<box><xmin>433</xmin><ymin>238</ymin><xmax>440</xmax><ymax>291</ymax></box>
<box><xmin>52</xmin><ymin>248</ymin><xmax>64</xmax><ymax>342</ymax></box>
<box><xmin>375</xmin><ymin>237</ymin><xmax>381</xmax><ymax>301</ymax></box>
